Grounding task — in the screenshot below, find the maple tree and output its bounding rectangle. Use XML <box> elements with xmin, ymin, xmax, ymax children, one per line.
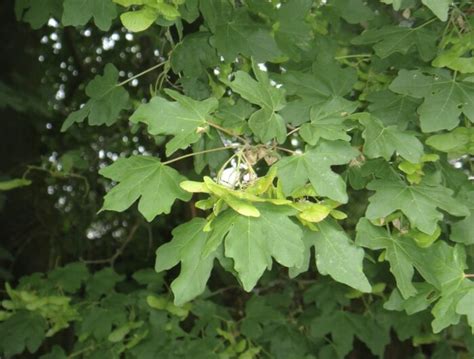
<box><xmin>1</xmin><ymin>0</ymin><xmax>474</xmax><ymax>357</ymax></box>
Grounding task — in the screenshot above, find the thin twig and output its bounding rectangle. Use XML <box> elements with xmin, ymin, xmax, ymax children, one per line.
<box><xmin>286</xmin><ymin>127</ymin><xmax>301</xmax><ymax>136</ymax></box>
<box><xmin>414</xmin><ymin>17</ymin><xmax>438</xmax><ymax>29</ymax></box>
<box><xmin>116</xmin><ymin>62</ymin><xmax>166</xmax><ymax>88</ymax></box>
<box><xmin>334</xmin><ymin>54</ymin><xmax>372</xmax><ymax>60</ymax></box>
<box><xmin>162</xmin><ymin>145</ymin><xmax>238</xmax><ymax>166</ymax></box>
<box><xmin>82</xmin><ymin>221</ymin><xmax>141</xmax><ymax>266</ymax></box>
<box><xmin>275</xmin><ymin>146</ymin><xmax>297</xmax><ymax>155</ymax></box>
<box><xmin>206</xmin><ymin>120</ymin><xmax>248</xmax><ymax>143</ymax></box>
<box><xmin>23</xmin><ymin>165</ymin><xmax>90</xmax><ymax>198</ymax></box>
<box><xmin>465</xmin><ymin>274</ymin><xmax>474</xmax><ymax>278</ymax></box>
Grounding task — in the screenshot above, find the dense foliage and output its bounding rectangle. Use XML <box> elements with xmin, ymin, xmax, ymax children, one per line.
<box><xmin>1</xmin><ymin>0</ymin><xmax>474</xmax><ymax>357</ymax></box>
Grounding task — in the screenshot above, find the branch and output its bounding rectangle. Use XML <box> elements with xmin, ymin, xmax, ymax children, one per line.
<box><xmin>82</xmin><ymin>221</ymin><xmax>141</xmax><ymax>266</ymax></box>
<box><xmin>23</xmin><ymin>165</ymin><xmax>90</xmax><ymax>198</ymax></box>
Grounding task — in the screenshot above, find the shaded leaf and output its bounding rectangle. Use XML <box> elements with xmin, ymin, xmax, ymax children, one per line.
<box><xmin>62</xmin><ymin>0</ymin><xmax>117</xmax><ymax>31</ymax></box>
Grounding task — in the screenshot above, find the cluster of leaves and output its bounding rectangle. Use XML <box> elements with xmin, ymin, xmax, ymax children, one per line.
<box><xmin>0</xmin><ymin>263</ymin><xmax>262</xmax><ymax>358</ymax></box>
<box><xmin>2</xmin><ymin>263</ymin><xmax>473</xmax><ymax>358</ymax></box>
<box><xmin>6</xmin><ymin>0</ymin><xmax>474</xmax><ymax>357</ymax></box>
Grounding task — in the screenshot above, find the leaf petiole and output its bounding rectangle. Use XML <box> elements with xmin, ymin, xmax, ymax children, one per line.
<box><xmin>116</xmin><ymin>61</ymin><xmax>167</xmax><ymax>88</ymax></box>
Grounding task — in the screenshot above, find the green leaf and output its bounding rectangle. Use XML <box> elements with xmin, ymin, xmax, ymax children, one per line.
<box><xmin>86</xmin><ymin>268</ymin><xmax>125</xmax><ymax>298</ymax></box>
<box><xmin>294</xmin><ymin>221</ymin><xmax>371</xmax><ymax>293</ymax></box>
<box><xmin>209</xmin><ymin>205</ymin><xmax>304</xmax><ymax>291</ymax></box>
<box><xmin>130</xmin><ymin>90</ymin><xmax>218</xmax><ymax>156</ymax></box>
<box><xmin>280</xmin><ymin>61</ymin><xmax>357</xmax><ymax>100</ymax></box>
<box><xmin>120</xmin><ymin>6</ymin><xmax>158</xmax><ymax>32</ymax></box>
<box><xmin>431</xmin><ymin>284</ymin><xmax>469</xmax><ymax>333</ymax></box>
<box><xmin>357</xmin><ymin>218</ymin><xmax>467</xmax><ymax>299</ymax></box>
<box><xmin>451</xmin><ymin>187</ymin><xmax>474</xmax><ymax>245</ymax></box>
<box><xmin>62</xmin><ymin>0</ymin><xmax>117</xmax><ymax>31</ymax></box>
<box><xmin>433</xmin><ymin>33</ymin><xmax>474</xmax><ymax>73</ymax></box>
<box><xmin>147</xmin><ymin>296</ymin><xmax>189</xmax><ymax>318</ymax></box>
<box><xmin>389</xmin><ymin>69</ymin><xmax>474</xmax><ymax>132</ymax></box>
<box><xmin>299</xmin><ymin>97</ymin><xmax>356</xmax><ymax>145</ymax></box>
<box><xmin>201</xmin><ymin>0</ymin><xmax>282</xmax><ymax>61</ymax></box>
<box><xmin>332</xmin><ymin>0</ymin><xmax>374</xmax><ymax>24</ymax></box>
<box><xmin>311</xmin><ymin>311</ymin><xmax>355</xmax><ymax>358</ymax></box>
<box><xmin>99</xmin><ymin>156</ymin><xmax>191</xmax><ymax>221</ymax></box>
<box><xmin>0</xmin><ymin>311</ymin><xmax>47</xmax><ymax>357</ymax></box>
<box><xmin>276</xmin><ymin>140</ymin><xmax>359</xmax><ymax>202</ymax></box>
<box><xmin>356</xmin><ymin>218</ymin><xmax>426</xmax><ymax>298</ymax></box>
<box><xmin>0</xmin><ymin>178</ymin><xmax>31</xmax><ymax>191</ymax></box>
<box><xmin>278</xmin><ymin>61</ymin><xmax>357</xmax><ymax>129</ymax></box>
<box><xmin>274</xmin><ymin>0</ymin><xmax>313</xmax><ymax>59</ymax></box>
<box><xmin>40</xmin><ymin>346</ymin><xmax>67</xmax><ymax>359</ymax></box>
<box><xmin>179</xmin><ymin>0</ymin><xmax>199</xmax><ymax>23</ymax></box>
<box><xmin>456</xmin><ymin>287</ymin><xmax>474</xmax><ymax>333</ymax></box>
<box><xmin>379</xmin><ymin>0</ymin><xmax>403</xmax><ymax>10</ymax></box>
<box><xmin>79</xmin><ymin>305</ymin><xmax>127</xmax><ymax>340</ymax></box>
<box><xmin>15</xmin><ymin>0</ymin><xmax>62</xmax><ymax>29</ymax></box>
<box><xmin>132</xmin><ymin>269</ymin><xmax>164</xmax><ymax>288</ymax></box>
<box><xmin>228</xmin><ymin>62</ymin><xmax>286</xmax><ymax>143</ymax></box>
<box><xmin>351</xmin><ymin>25</ymin><xmax>436</xmax><ymax>61</ymax></box>
<box><xmin>192</xmin><ymin>130</ymin><xmax>229</xmax><ymax>173</ymax></box>
<box><xmin>366</xmin><ymin>178</ymin><xmax>469</xmax><ymax>235</ymax></box>
<box><xmin>385</xmin><ymin>283</ymin><xmax>439</xmax><ymax>314</ymax></box>
<box><xmin>367</xmin><ymin>90</ymin><xmax>420</xmax><ymax>129</ymax></box>
<box><xmin>155</xmin><ymin>218</ymin><xmax>216</xmax><ymax>305</ymax></box>
<box><xmin>48</xmin><ymin>262</ymin><xmax>89</xmax><ymax>293</ymax></box>
<box><xmin>154</xmin><ymin>2</ymin><xmax>180</xmax><ymax>20</ymax></box>
<box><xmin>357</xmin><ymin>113</ymin><xmax>424</xmax><ymax>162</ymax></box>
<box><xmin>311</xmin><ymin>311</ymin><xmax>390</xmax><ymax>358</ymax></box>
<box><xmin>214</xmin><ymin>98</ymin><xmax>254</xmax><ymax>132</ymax></box>
<box><xmin>421</xmin><ymin>0</ymin><xmax>451</xmax><ymax>21</ymax></box>
<box><xmin>411</xmin><ymin>226</ymin><xmax>441</xmax><ymax>248</ymax></box>
<box><xmin>61</xmin><ymin>64</ymin><xmax>129</xmax><ymax>131</ymax></box>
<box><xmin>426</xmin><ymin>127</ymin><xmax>474</xmax><ymax>156</ymax></box>
<box><xmin>113</xmin><ymin>0</ymin><xmax>146</xmax><ymax>6</ymax></box>
<box><xmin>59</xmin><ymin>150</ymin><xmax>88</xmax><ymax>172</ymax></box>
<box><xmin>171</xmin><ymin>32</ymin><xmax>218</xmax><ymax>78</ymax></box>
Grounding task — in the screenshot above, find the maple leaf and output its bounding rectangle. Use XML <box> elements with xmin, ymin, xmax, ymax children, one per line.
<box><xmin>200</xmin><ymin>0</ymin><xmax>282</xmax><ymax>62</ymax></box>
<box><xmin>61</xmin><ymin>64</ymin><xmax>129</xmax><ymax>131</ymax></box>
<box><xmin>351</xmin><ymin>25</ymin><xmax>437</xmax><ymax>61</ymax></box>
<box><xmin>228</xmin><ymin>61</ymin><xmax>286</xmax><ymax>143</ymax></box>
<box><xmin>357</xmin><ymin>113</ymin><xmax>424</xmax><ymax>162</ymax></box>
<box><xmin>130</xmin><ymin>89</ymin><xmax>218</xmax><ymax>156</ymax></box>
<box><xmin>366</xmin><ymin>178</ymin><xmax>469</xmax><ymax>235</ymax></box>
<box><xmin>292</xmin><ymin>221</ymin><xmax>371</xmax><ymax>293</ymax></box>
<box><xmin>62</xmin><ymin>0</ymin><xmax>117</xmax><ymax>31</ymax></box>
<box><xmin>15</xmin><ymin>0</ymin><xmax>62</xmax><ymax>29</ymax></box>
<box><xmin>206</xmin><ymin>205</ymin><xmax>305</xmax><ymax>291</ymax></box>
<box><xmin>389</xmin><ymin>69</ymin><xmax>474</xmax><ymax>132</ymax></box>
<box><xmin>99</xmin><ymin>156</ymin><xmax>192</xmax><ymax>222</ymax></box>
<box><xmin>155</xmin><ymin>218</ymin><xmax>217</xmax><ymax>305</ymax></box>
<box><xmin>0</xmin><ymin>311</ymin><xmax>46</xmax><ymax>357</ymax></box>
<box><xmin>276</xmin><ymin>140</ymin><xmax>358</xmax><ymax>203</ymax></box>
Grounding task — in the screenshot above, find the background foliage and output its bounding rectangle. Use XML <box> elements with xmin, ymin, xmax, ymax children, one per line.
<box><xmin>1</xmin><ymin>0</ymin><xmax>474</xmax><ymax>358</ymax></box>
